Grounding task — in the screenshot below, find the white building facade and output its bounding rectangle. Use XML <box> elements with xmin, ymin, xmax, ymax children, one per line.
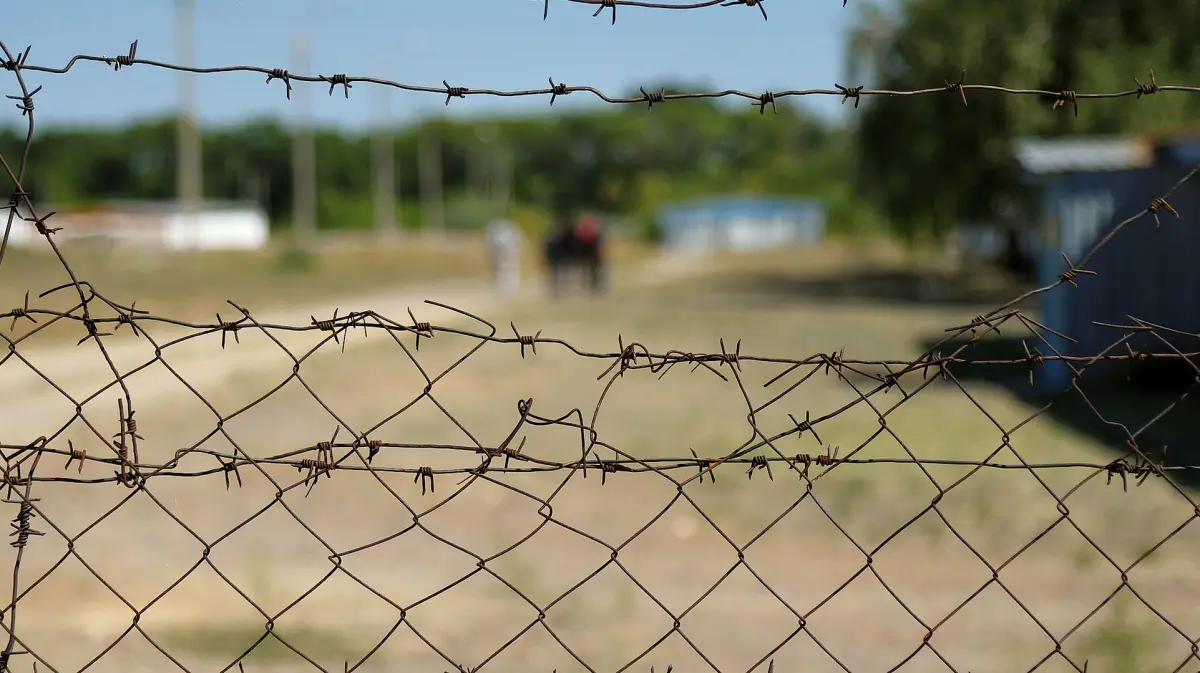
<box><xmin>7</xmin><ymin>200</ymin><xmax>270</xmax><ymax>251</ymax></box>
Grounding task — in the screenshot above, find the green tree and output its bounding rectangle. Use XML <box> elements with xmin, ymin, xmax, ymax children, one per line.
<box><xmin>850</xmin><ymin>0</ymin><xmax>1200</xmax><ymax>241</ymax></box>
<box><xmin>1</xmin><ymin>85</ymin><xmax>860</xmax><ymax>235</ymax></box>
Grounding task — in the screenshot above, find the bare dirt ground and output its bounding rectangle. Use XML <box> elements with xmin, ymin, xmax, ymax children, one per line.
<box><xmin>0</xmin><ymin>232</ymin><xmax>496</xmax><ymax>325</ymax></box>
<box><xmin>1</xmin><ymin>243</ymin><xmax>1197</xmax><ymax>673</ymax></box>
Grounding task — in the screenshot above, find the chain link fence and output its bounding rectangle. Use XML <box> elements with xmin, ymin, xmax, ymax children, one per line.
<box><xmin>1</xmin><ymin>15</ymin><xmax>1200</xmax><ymax>673</ymax></box>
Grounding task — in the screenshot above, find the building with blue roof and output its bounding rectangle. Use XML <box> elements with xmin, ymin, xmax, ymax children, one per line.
<box><xmin>1013</xmin><ymin>134</ymin><xmax>1200</xmax><ymax>393</ymax></box>
<box><xmin>654</xmin><ymin>195</ymin><xmax>827</xmax><ymax>253</ymax></box>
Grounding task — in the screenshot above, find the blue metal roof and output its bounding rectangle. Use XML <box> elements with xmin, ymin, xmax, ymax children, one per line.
<box><xmin>657</xmin><ymin>195</ymin><xmax>825</xmax><ymax>228</ymax></box>
<box><xmin>1013</xmin><ymin>136</ymin><xmax>1154</xmax><ymax>175</ymax></box>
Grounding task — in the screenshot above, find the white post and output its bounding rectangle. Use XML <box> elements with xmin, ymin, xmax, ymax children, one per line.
<box><xmin>291</xmin><ymin>33</ymin><xmax>317</xmax><ymax>249</ymax></box>
<box><xmin>371</xmin><ymin>58</ymin><xmax>398</xmax><ymax>240</ymax></box>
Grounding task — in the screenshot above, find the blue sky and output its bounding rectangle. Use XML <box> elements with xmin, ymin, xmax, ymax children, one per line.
<box><xmin>4</xmin><ymin>0</ymin><xmax>860</xmax><ymax>131</ymax></box>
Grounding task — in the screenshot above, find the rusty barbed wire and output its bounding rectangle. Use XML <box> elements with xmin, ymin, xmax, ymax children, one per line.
<box><xmin>1</xmin><ymin>45</ymin><xmax>1200</xmax><ymax>115</ymax></box>
<box><xmin>2</xmin><ymin>36</ymin><xmax>1200</xmax><ymax>673</ymax></box>
<box><xmin>551</xmin><ymin>0</ymin><xmax>773</xmax><ymax>24</ymax></box>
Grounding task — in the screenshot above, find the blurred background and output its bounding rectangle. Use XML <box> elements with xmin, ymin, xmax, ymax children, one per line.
<box><xmin>3</xmin><ymin>1</ymin><xmax>1200</xmax><ymax>671</ymax></box>
<box><xmin>5</xmin><ymin>0</ymin><xmax>1200</xmax><ymax>268</ymax></box>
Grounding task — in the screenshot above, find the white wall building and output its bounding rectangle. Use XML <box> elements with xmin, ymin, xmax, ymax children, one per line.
<box><xmin>7</xmin><ymin>200</ymin><xmax>270</xmax><ymax>251</ymax></box>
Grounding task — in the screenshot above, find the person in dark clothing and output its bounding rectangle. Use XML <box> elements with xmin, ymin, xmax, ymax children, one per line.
<box><xmin>542</xmin><ymin>210</ymin><xmax>609</xmax><ymax>296</ymax></box>
<box><xmin>543</xmin><ymin>213</ymin><xmax>576</xmax><ymax>296</ymax></box>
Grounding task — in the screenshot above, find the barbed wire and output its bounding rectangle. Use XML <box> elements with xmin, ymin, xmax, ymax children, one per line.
<box><xmin>2</xmin><ymin>290</ymin><xmax>1198</xmax><ymax>491</ymax></box>
<box><xmin>553</xmin><ymin>0</ymin><xmax>773</xmax><ymax>24</ymax></box>
<box><xmin>2</xmin><ymin>34</ymin><xmax>1200</xmax><ymax>673</ymax></box>
<box><xmin>1</xmin><ymin>43</ymin><xmax>1197</xmax><ymax>114</ymax></box>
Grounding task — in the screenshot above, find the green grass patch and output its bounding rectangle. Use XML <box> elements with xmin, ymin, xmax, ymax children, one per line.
<box><xmin>158</xmin><ymin>623</ymin><xmax>361</xmax><ymax>665</ymax></box>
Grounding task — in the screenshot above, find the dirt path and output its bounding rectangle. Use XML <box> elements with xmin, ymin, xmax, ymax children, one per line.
<box><xmin>1</xmin><ymin>280</ymin><xmax>482</xmax><ymax>437</ymax></box>
<box><xmin>0</xmin><ymin>253</ymin><xmax>724</xmax><ymax>671</ymax></box>
<box><xmin>2</xmin><ymin>255</ymin><xmax>701</xmax><ymax>445</ymax></box>
<box><xmin>4</xmin><ymin>253</ymin><xmax>1197</xmax><ymax>673</ymax></box>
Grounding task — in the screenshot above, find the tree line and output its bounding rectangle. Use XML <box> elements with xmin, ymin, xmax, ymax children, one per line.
<box><xmin>4</xmin><ymin>0</ymin><xmax>1197</xmax><ymax>243</ymax></box>
<box><xmin>849</xmin><ymin>0</ymin><xmax>1200</xmax><ymax>240</ymax></box>
<box><xmin>0</xmin><ymin>86</ymin><xmax>869</xmax><ymax>240</ymax></box>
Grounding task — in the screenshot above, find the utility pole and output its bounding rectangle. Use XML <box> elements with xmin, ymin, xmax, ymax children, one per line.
<box><xmin>291</xmin><ymin>34</ymin><xmax>317</xmax><ymax>248</ymax></box>
<box><xmin>370</xmin><ymin>60</ymin><xmax>398</xmax><ymax>239</ymax></box>
<box><xmin>418</xmin><ymin>121</ymin><xmax>444</xmax><ymax>234</ymax></box>
<box><xmin>176</xmin><ymin>0</ymin><xmax>202</xmax><ymax>223</ymax></box>
<box><xmin>492</xmin><ymin>143</ymin><xmax>514</xmax><ymax>216</ymax></box>
<box><xmin>469</xmin><ymin>129</ymin><xmax>490</xmax><ymax>206</ymax></box>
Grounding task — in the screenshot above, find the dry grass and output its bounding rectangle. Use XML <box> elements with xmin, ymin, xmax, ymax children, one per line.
<box><xmin>0</xmin><ymin>242</ymin><xmax>1195</xmax><ymax>673</ymax></box>
<box><xmin>0</xmin><ymin>232</ymin><xmax>485</xmax><ymax>322</ymax></box>
<box><xmin>0</xmin><ymin>231</ymin><xmax>656</xmax><ymax>345</ymax></box>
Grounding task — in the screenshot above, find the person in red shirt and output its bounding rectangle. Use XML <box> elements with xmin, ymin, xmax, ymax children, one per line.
<box><xmin>573</xmin><ymin>212</ymin><xmax>606</xmax><ymax>293</ymax></box>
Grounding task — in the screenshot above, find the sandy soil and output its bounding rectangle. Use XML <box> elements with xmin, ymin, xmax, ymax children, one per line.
<box><xmin>1</xmin><ymin>251</ymin><xmax>1197</xmax><ymax>673</ymax></box>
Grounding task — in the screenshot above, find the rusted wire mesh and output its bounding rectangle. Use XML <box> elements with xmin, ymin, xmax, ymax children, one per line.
<box><xmin>2</xmin><ymin>35</ymin><xmax>1200</xmax><ymax>673</ymax></box>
